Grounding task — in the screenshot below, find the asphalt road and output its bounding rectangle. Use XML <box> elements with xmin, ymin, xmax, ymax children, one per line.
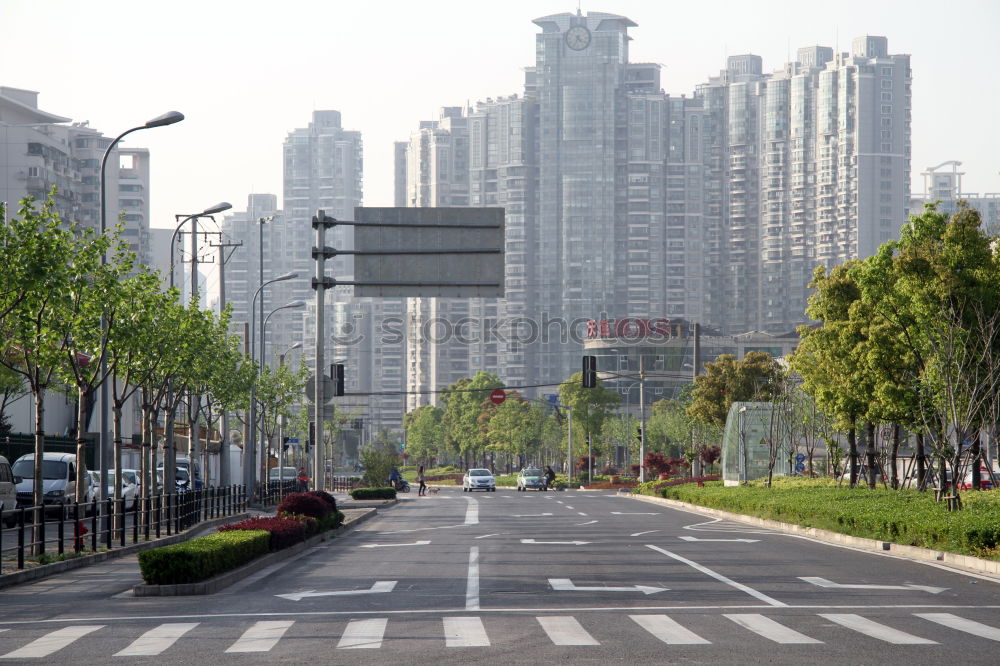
<box><xmin>0</xmin><ymin>487</ymin><xmax>999</xmax><ymax>664</ymax></box>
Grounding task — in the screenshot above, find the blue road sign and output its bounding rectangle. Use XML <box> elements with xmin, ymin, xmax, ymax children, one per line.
<box><xmin>795</xmin><ymin>453</ymin><xmax>806</xmax><ymax>463</ymax></box>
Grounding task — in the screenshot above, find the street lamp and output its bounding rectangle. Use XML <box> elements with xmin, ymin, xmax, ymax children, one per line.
<box><xmin>97</xmin><ymin>111</ymin><xmax>183</xmax><ymax>507</ymax></box>
<box><xmin>169</xmin><ymin>202</ymin><xmax>233</xmax><ymax>290</ymax></box>
<box><xmin>246</xmin><ymin>273</ymin><xmax>298</xmax><ymax>495</ymax></box>
<box><xmin>258</xmin><ymin>300</ymin><xmax>305</xmax><ymax>490</ymax></box>
<box><xmin>277</xmin><ymin>342</ymin><xmax>303</xmax><ymax>484</ymax></box>
<box><xmin>279</xmin><ymin>342</ymin><xmax>303</xmax><ymax>368</ymax></box>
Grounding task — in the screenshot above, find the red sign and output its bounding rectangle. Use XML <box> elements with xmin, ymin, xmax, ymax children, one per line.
<box><xmin>585</xmin><ymin>318</ymin><xmax>681</xmax><ymax>340</ymax></box>
<box><xmin>489</xmin><ymin>389</ymin><xmax>506</xmax><ymax>405</ymax></box>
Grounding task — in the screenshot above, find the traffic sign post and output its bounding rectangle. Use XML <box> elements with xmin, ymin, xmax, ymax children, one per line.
<box><xmin>489</xmin><ymin>389</ymin><xmax>506</xmax><ymax>405</ymax></box>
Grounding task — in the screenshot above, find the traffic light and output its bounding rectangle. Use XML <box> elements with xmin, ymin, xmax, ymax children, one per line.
<box><xmin>636</xmin><ymin>425</ymin><xmax>643</xmax><ymax>441</ymax></box>
<box><xmin>333</xmin><ymin>363</ymin><xmax>345</xmax><ymax>396</ymax></box>
<box><xmin>282</xmin><ymin>436</ymin><xmax>290</xmax><ymax>453</ymax></box>
<box><xmin>582</xmin><ymin>355</ymin><xmax>597</xmax><ymax>388</ymax></box>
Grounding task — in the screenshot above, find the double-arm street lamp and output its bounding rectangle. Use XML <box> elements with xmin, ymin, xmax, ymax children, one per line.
<box><xmin>246</xmin><ymin>273</ymin><xmax>298</xmax><ymax>494</ymax></box>
<box><xmin>258</xmin><ymin>302</ymin><xmax>305</xmax><ymax>486</ymax></box>
<box><xmin>168</xmin><ymin>202</ymin><xmax>233</xmax><ymax>290</ymax></box>
<box><xmin>97</xmin><ymin>111</ymin><xmax>184</xmax><ymax>505</ymax></box>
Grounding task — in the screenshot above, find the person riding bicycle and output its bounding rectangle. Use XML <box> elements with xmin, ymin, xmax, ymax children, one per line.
<box><xmin>544</xmin><ymin>465</ymin><xmax>556</xmax><ymax>490</ymax></box>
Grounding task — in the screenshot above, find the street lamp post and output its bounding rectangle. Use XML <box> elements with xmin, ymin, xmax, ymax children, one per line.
<box><xmin>98</xmin><ymin>111</ymin><xmax>183</xmax><ymax>512</ymax></box>
<box><xmin>258</xmin><ymin>301</ymin><xmax>305</xmax><ymax>491</ymax></box>
<box><xmin>164</xmin><ymin>202</ymin><xmax>231</xmax><ymax>495</ymax></box>
<box><xmin>246</xmin><ymin>274</ymin><xmax>298</xmax><ymax>497</ymax></box>
<box><xmin>278</xmin><ymin>343</ymin><xmax>302</xmax><ymax>476</ymax></box>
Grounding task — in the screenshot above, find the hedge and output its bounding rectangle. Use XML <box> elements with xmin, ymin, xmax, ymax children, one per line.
<box><xmin>219</xmin><ymin>515</ymin><xmax>308</xmax><ymax>550</ymax></box>
<box><xmin>277</xmin><ymin>493</ymin><xmax>331</xmax><ymax>520</ymax></box>
<box><xmin>648</xmin><ymin>478</ymin><xmax>1000</xmax><ymax>560</ymax></box>
<box><xmin>138</xmin><ymin>530</ymin><xmax>270</xmax><ymax>585</ymax></box>
<box><xmin>350</xmin><ymin>487</ymin><xmax>397</xmax><ymax>500</ymax></box>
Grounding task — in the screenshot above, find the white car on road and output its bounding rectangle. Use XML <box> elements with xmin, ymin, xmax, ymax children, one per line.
<box><xmin>463</xmin><ymin>468</ymin><xmax>496</xmax><ymax>492</ymax></box>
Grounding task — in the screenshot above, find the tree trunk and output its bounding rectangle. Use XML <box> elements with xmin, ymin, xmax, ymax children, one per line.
<box><xmin>865</xmin><ymin>422</ymin><xmax>877</xmax><ymax>489</ymax></box>
<box><xmin>915</xmin><ymin>431</ymin><xmax>926</xmax><ymax>490</ymax></box>
<box><xmin>76</xmin><ymin>385</ymin><xmax>89</xmax><ymax>503</ymax></box>
<box><xmin>971</xmin><ymin>437</ymin><xmax>982</xmax><ymax>490</ymax></box>
<box><xmin>848</xmin><ymin>422</ymin><xmax>859</xmax><ymax>488</ymax></box>
<box><xmin>112</xmin><ymin>400</ymin><xmax>124</xmax><ymax>531</ymax></box>
<box><xmin>32</xmin><ymin>383</ymin><xmax>45</xmax><ymax>554</ymax></box>
<box><xmin>889</xmin><ymin>424</ymin><xmax>901</xmax><ymax>490</ymax></box>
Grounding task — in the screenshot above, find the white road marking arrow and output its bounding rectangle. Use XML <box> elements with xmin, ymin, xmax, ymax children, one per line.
<box><xmin>521</xmin><ymin>539</ymin><xmax>591</xmax><ymax>545</ymax></box>
<box><xmin>512</xmin><ymin>512</ymin><xmax>554</xmax><ymax>517</ymax></box>
<box><xmin>611</xmin><ymin>511</ymin><xmax>660</xmax><ymax>515</ymax></box>
<box><xmin>359</xmin><ymin>540</ymin><xmax>430</xmax><ymax>548</ymax></box>
<box><xmin>799</xmin><ymin>577</ymin><xmax>948</xmax><ymax>594</ymax></box>
<box><xmin>678</xmin><ymin>536</ymin><xmax>759</xmax><ymax>543</ymax></box>
<box><xmin>549</xmin><ymin>578</ymin><xmax>667</xmax><ymax>595</ymax></box>
<box><xmin>276</xmin><ymin>581</ymin><xmax>398</xmax><ymax>601</ymax></box>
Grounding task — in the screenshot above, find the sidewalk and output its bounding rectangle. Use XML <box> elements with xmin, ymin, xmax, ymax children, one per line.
<box><xmin>0</xmin><ymin>491</ymin><xmax>367</xmax><ymax>592</ymax></box>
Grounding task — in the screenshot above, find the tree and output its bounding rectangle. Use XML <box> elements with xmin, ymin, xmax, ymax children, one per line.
<box><xmin>441</xmin><ymin>371</ymin><xmax>503</xmax><ymax>468</ymax></box>
<box><xmin>687</xmin><ymin>352</ymin><xmax>785</xmax><ymax>428</ymax></box>
<box><xmin>485</xmin><ymin>392</ymin><xmax>544</xmax><ymax>470</ymax></box>
<box><xmin>0</xmin><ymin>195</ymin><xmax>95</xmax><ymax>528</ymax></box>
<box><xmin>403</xmin><ymin>405</ymin><xmax>446</xmax><ymax>465</ymax></box>
<box><xmin>558</xmin><ymin>371</ymin><xmax>621</xmax><ymax>462</ymax></box>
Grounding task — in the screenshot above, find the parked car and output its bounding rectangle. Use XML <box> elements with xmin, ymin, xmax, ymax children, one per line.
<box><xmin>516</xmin><ymin>467</ymin><xmax>546</xmax><ymax>491</ymax></box>
<box><xmin>12</xmin><ymin>452</ymin><xmax>89</xmax><ymax>512</ymax></box>
<box><xmin>157</xmin><ymin>466</ymin><xmax>192</xmax><ymax>493</ymax></box>
<box><xmin>0</xmin><ymin>455</ymin><xmax>18</xmax><ymax>527</ymax></box>
<box><xmin>269</xmin><ymin>466</ymin><xmax>298</xmax><ymax>484</ymax></box>
<box><xmin>463</xmin><ymin>468</ymin><xmax>496</xmax><ymax>492</ymax></box>
<box><xmin>86</xmin><ymin>471</ymin><xmax>100</xmax><ymax>503</ymax></box>
<box><xmin>107</xmin><ymin>469</ymin><xmax>140</xmax><ymax>510</ymax></box>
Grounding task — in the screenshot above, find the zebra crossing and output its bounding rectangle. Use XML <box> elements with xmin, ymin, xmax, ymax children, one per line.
<box><xmin>1</xmin><ymin>612</ymin><xmax>998</xmax><ymax>657</ymax></box>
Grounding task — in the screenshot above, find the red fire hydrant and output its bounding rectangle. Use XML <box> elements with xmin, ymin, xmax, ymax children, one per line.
<box><xmin>74</xmin><ymin>520</ymin><xmax>88</xmax><ymax>551</ymax></box>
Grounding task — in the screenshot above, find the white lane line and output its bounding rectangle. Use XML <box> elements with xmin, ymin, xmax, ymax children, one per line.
<box><xmin>556</xmin><ymin>500</ymin><xmax>564</xmax><ymax>504</ymax></box>
<box><xmin>565</xmin><ymin>505</ymin><xmax>575</xmax><ymax>510</ymax></box>
<box><xmin>630</xmin><ymin>614</ymin><xmax>710</xmax><ymax>644</ymax></box>
<box><xmin>465</xmin><ymin>497</ymin><xmax>479</xmax><ymax>525</ymax></box>
<box><xmin>2</xmin><ymin>625</ymin><xmax>105</xmax><ymax>659</ymax></box>
<box><xmin>575</xmin><ymin>520</ymin><xmax>598</xmax><ymax>526</ymax></box>
<box><xmin>724</xmin><ymin>614</ymin><xmax>822</xmax><ymax>644</ymax></box>
<box><xmin>443</xmin><ymin>617</ymin><xmax>490</xmax><ymax>647</ymax></box>
<box><xmin>631</xmin><ymin>530</ymin><xmax>660</xmax><ymax>537</ymax></box>
<box><xmin>646</xmin><ymin>545</ymin><xmax>787</xmax><ymax>607</ymax></box>
<box><xmin>537</xmin><ymin>616</ymin><xmax>600</xmax><ymax>646</ymax></box>
<box><xmin>915</xmin><ymin>613</ymin><xmax>1000</xmax><ymax>641</ymax></box>
<box><xmin>819</xmin><ymin>614</ymin><xmax>937</xmax><ymax>644</ymax></box>
<box><xmin>466</xmin><ymin>547</ymin><xmax>480</xmax><ymax>610</ymax></box>
<box><xmin>359</xmin><ymin>540</ymin><xmax>430</xmax><ymax>548</ymax></box>
<box><xmin>226</xmin><ymin>621</ymin><xmax>294</xmax><ymax>653</ymax></box>
<box><xmin>337</xmin><ymin>618</ymin><xmax>388</xmax><ymax>649</ymax></box>
<box><xmin>578</xmin><ymin>512</ymin><xmax>588</xmax><ymax>516</ymax></box>
<box><xmin>115</xmin><ymin>623</ymin><xmax>199</xmax><ymax>656</ymax></box>
<box><xmin>474</xmin><ymin>533</ymin><xmax>500</xmax><ymax>539</ymax></box>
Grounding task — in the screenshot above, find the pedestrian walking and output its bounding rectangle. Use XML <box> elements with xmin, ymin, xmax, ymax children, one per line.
<box><xmin>417</xmin><ymin>465</ymin><xmax>427</xmax><ymax>496</ymax></box>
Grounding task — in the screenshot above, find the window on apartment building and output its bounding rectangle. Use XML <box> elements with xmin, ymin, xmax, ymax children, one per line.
<box><xmin>881</xmin><ymin>67</ymin><xmax>893</xmax><ymax>76</ymax></box>
<box><xmin>881</xmin><ymin>80</ymin><xmax>893</xmax><ymax>89</ymax></box>
<box><xmin>881</xmin><ymin>105</ymin><xmax>892</xmax><ymax>114</ymax></box>
<box><xmin>881</xmin><ymin>143</ymin><xmax>892</xmax><ymax>152</ymax></box>
<box><xmin>881</xmin><ymin>92</ymin><xmax>892</xmax><ymax>102</ymax></box>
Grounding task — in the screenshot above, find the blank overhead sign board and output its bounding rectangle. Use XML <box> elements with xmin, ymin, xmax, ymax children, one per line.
<box><xmin>351</xmin><ymin>207</ymin><xmax>504</xmax><ymax>298</ymax></box>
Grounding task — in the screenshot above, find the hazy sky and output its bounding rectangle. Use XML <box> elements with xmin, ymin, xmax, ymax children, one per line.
<box><xmin>3</xmin><ymin>0</ymin><xmax>998</xmax><ymax>231</ymax></box>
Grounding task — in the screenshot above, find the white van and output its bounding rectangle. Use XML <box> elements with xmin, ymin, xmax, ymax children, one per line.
<box><xmin>0</xmin><ymin>455</ymin><xmax>16</xmax><ymax>527</ymax></box>
<box><xmin>13</xmin><ymin>452</ymin><xmax>89</xmax><ymax>511</ymax></box>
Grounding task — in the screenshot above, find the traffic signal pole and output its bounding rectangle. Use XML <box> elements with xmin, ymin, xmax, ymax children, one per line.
<box><xmin>312</xmin><ymin>211</ymin><xmax>337</xmax><ymax>492</ymax></box>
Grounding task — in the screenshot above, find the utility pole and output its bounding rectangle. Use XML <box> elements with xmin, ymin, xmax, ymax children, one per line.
<box><xmin>312</xmin><ymin>210</ymin><xmax>337</xmax><ymax>492</ymax></box>
<box><xmin>639</xmin><ymin>354</ymin><xmax>647</xmax><ymax>483</ymax></box>
<box><xmin>212</xmin><ymin>237</ymin><xmax>242</xmax><ymax>486</ymax></box>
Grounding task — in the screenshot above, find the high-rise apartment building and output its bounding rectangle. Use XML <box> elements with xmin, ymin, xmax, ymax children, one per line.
<box><xmin>395</xmin><ymin>13</ymin><xmax>912</xmax><ymax>418</ymax></box>
<box><xmin>909</xmin><ymin>161</ymin><xmax>1000</xmax><ymax>235</ymax></box>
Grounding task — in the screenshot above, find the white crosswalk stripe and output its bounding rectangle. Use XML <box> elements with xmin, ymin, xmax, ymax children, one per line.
<box><xmin>819</xmin><ymin>614</ymin><xmax>937</xmax><ymax>645</ymax></box>
<box><xmin>915</xmin><ymin>613</ymin><xmax>1000</xmax><ymax>641</ymax></box>
<box><xmin>338</xmin><ymin>618</ymin><xmax>388</xmax><ymax>649</ymax></box>
<box><xmin>537</xmin><ymin>616</ymin><xmax>599</xmax><ymax>645</ymax></box>
<box><xmin>724</xmin><ymin>614</ymin><xmax>822</xmax><ymax>644</ymax></box>
<box><xmin>115</xmin><ymin>623</ymin><xmax>199</xmax><ymax>656</ymax></box>
<box><xmin>1</xmin><ymin>625</ymin><xmax>105</xmax><ymax>659</ymax></box>
<box><xmin>443</xmin><ymin>617</ymin><xmax>490</xmax><ymax>647</ymax></box>
<box><xmin>630</xmin><ymin>614</ymin><xmax>710</xmax><ymax>644</ymax></box>
<box><xmin>225</xmin><ymin>621</ymin><xmax>294</xmax><ymax>653</ymax></box>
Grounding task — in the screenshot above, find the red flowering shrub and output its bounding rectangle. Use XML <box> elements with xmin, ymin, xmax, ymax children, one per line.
<box><xmin>277</xmin><ymin>492</ymin><xmax>330</xmax><ymax>520</ymax></box>
<box><xmin>600</xmin><ymin>466</ymin><xmax>619</xmax><ymax>476</ymax></box>
<box><xmin>652</xmin><ymin>475</ymin><xmax>720</xmax><ymax>493</ymax></box>
<box><xmin>219</xmin><ymin>516</ymin><xmax>306</xmax><ymax>551</ymax></box>
<box><xmin>306</xmin><ymin>490</ymin><xmax>337</xmax><ymax>513</ymax></box>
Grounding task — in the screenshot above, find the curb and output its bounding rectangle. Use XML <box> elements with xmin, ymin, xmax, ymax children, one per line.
<box><xmin>133</xmin><ymin>507</ymin><xmax>380</xmax><ymax>596</ymax></box>
<box><xmin>339</xmin><ymin>498</ymin><xmax>400</xmax><ymax>509</ymax></box>
<box><xmin>622</xmin><ymin>492</ymin><xmax>1000</xmax><ymax>577</ymax></box>
<box><xmin>0</xmin><ymin>513</ymin><xmax>251</xmax><ymax>591</ymax></box>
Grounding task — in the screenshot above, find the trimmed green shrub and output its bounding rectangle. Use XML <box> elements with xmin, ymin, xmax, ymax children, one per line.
<box><xmin>349</xmin><ymin>487</ymin><xmax>397</xmax><ymax>500</ymax></box>
<box><xmin>318</xmin><ymin>510</ymin><xmax>345</xmax><ymax>532</ymax></box>
<box><xmin>138</xmin><ymin>530</ymin><xmax>269</xmax><ymax>585</ymax></box>
<box><xmin>653</xmin><ymin>478</ymin><xmax>1000</xmax><ymax>560</ymax></box>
